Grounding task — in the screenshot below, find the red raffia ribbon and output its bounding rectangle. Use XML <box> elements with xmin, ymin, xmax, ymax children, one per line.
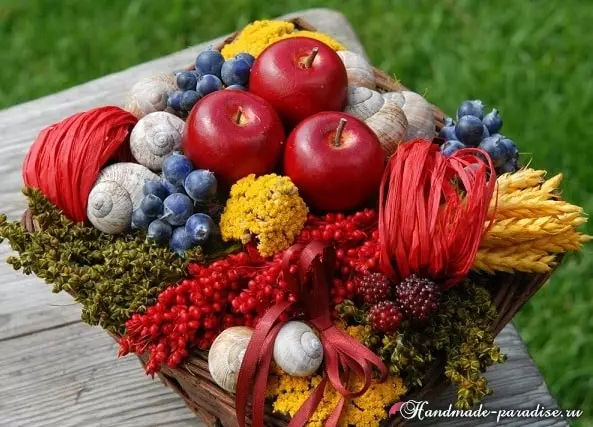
<box><xmin>378</xmin><ymin>138</ymin><xmax>496</xmax><ymax>288</ymax></box>
<box><xmin>235</xmin><ymin>241</ymin><xmax>388</xmax><ymax>427</ymax></box>
<box><xmin>22</xmin><ymin>106</ymin><xmax>137</xmax><ymax>223</ymax></box>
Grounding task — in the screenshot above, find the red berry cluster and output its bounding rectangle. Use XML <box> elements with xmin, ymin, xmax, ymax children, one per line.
<box><xmin>368</xmin><ymin>301</ymin><xmax>403</xmax><ymax>333</ymax></box>
<box><xmin>119</xmin><ymin>209</ymin><xmax>381</xmax><ymax>375</ymax></box>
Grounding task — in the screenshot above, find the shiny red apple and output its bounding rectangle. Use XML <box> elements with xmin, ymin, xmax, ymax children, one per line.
<box><xmin>283</xmin><ymin>111</ymin><xmax>385</xmax><ymax>211</ymax></box>
<box><xmin>183</xmin><ymin>90</ymin><xmax>285</xmax><ymax>185</ymax></box>
<box><xmin>249</xmin><ymin>37</ymin><xmax>348</xmax><ymax>126</ymax></box>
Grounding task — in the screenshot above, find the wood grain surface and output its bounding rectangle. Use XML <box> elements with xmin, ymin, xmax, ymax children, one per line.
<box><xmin>0</xmin><ymin>8</ymin><xmax>567</xmax><ymax>427</ymax></box>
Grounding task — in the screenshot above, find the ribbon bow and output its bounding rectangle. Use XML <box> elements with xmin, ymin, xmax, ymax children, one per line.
<box><xmin>235</xmin><ymin>241</ymin><xmax>388</xmax><ymax>427</ymax></box>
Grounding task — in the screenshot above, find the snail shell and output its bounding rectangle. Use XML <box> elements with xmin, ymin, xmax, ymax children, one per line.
<box><xmin>130</xmin><ymin>112</ymin><xmax>185</xmax><ymax>171</ymax></box>
<box><xmin>273</xmin><ymin>321</ymin><xmax>323</xmax><ymax>377</ymax></box>
<box><xmin>383</xmin><ymin>91</ymin><xmax>436</xmax><ymax>140</ymax></box>
<box><xmin>124</xmin><ymin>73</ymin><xmax>178</xmax><ymax>119</ymax></box>
<box><xmin>344</xmin><ymin>87</ymin><xmax>408</xmax><ymax>156</ymax></box>
<box><xmin>336</xmin><ymin>50</ymin><xmax>376</xmax><ymax>89</ymax></box>
<box><xmin>87</xmin><ymin>162</ymin><xmax>159</xmax><ymax>233</ymax></box>
<box><xmin>208</xmin><ymin>326</ymin><xmax>253</xmax><ymax>393</ymax></box>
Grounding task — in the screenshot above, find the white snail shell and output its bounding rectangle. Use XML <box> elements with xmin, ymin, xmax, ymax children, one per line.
<box><xmin>336</xmin><ymin>50</ymin><xmax>376</xmax><ymax>89</ymax></box>
<box><xmin>208</xmin><ymin>326</ymin><xmax>253</xmax><ymax>393</ymax></box>
<box><xmin>87</xmin><ymin>162</ymin><xmax>159</xmax><ymax>233</ymax></box>
<box><xmin>130</xmin><ymin>112</ymin><xmax>185</xmax><ymax>171</ymax></box>
<box><xmin>344</xmin><ymin>87</ymin><xmax>408</xmax><ymax>156</ymax></box>
<box><xmin>383</xmin><ymin>91</ymin><xmax>436</xmax><ymax>140</ymax></box>
<box><xmin>124</xmin><ymin>73</ymin><xmax>178</xmax><ymax>119</ymax></box>
<box><xmin>273</xmin><ymin>321</ymin><xmax>323</xmax><ymax>377</ymax></box>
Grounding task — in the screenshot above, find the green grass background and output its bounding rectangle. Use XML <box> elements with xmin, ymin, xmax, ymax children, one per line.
<box><xmin>1</xmin><ymin>0</ymin><xmax>592</xmax><ymax>424</ymax></box>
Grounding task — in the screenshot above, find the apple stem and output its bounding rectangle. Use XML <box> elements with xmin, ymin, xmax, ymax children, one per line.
<box><xmin>334</xmin><ymin>118</ymin><xmax>347</xmax><ymax>146</ymax></box>
<box><xmin>235</xmin><ymin>107</ymin><xmax>243</xmax><ymax>124</ymax></box>
<box><xmin>304</xmin><ymin>47</ymin><xmax>319</xmax><ymax>68</ymax></box>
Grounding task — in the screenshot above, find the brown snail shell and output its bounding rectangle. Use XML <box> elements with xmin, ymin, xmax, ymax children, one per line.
<box><xmin>336</xmin><ymin>50</ymin><xmax>376</xmax><ymax>89</ymax></box>
<box><xmin>208</xmin><ymin>327</ymin><xmax>253</xmax><ymax>393</ymax></box>
<box><xmin>344</xmin><ymin>87</ymin><xmax>408</xmax><ymax>156</ymax></box>
<box><xmin>130</xmin><ymin>111</ymin><xmax>185</xmax><ymax>171</ymax></box>
<box><xmin>124</xmin><ymin>73</ymin><xmax>178</xmax><ymax>119</ymax></box>
<box><xmin>87</xmin><ymin>163</ymin><xmax>159</xmax><ymax>234</ymax></box>
<box><xmin>383</xmin><ymin>91</ymin><xmax>436</xmax><ymax>140</ymax></box>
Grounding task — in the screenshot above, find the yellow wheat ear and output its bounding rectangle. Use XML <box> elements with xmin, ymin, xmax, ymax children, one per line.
<box><xmin>474</xmin><ymin>169</ymin><xmax>591</xmax><ymax>274</ymax></box>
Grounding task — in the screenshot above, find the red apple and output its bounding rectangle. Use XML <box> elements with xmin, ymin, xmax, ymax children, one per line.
<box><xmin>249</xmin><ymin>37</ymin><xmax>348</xmax><ymax>126</ymax></box>
<box><xmin>183</xmin><ymin>90</ymin><xmax>284</xmax><ymax>185</ymax></box>
<box><xmin>283</xmin><ymin>111</ymin><xmax>385</xmax><ymax>211</ymax></box>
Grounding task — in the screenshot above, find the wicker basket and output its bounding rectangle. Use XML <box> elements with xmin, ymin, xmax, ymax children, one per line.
<box><xmin>20</xmin><ymin>17</ymin><xmax>560</xmax><ymax>427</ymax></box>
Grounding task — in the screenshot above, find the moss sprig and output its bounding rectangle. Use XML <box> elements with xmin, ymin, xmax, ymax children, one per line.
<box><xmin>337</xmin><ymin>281</ymin><xmax>506</xmax><ymax>409</ymax></box>
<box><xmin>0</xmin><ymin>188</ymin><xmax>205</xmax><ymax>334</ymax></box>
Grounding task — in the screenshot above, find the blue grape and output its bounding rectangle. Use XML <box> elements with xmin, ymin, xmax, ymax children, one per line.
<box><xmin>225</xmin><ymin>84</ymin><xmax>247</xmax><ymax>91</ymax></box>
<box><xmin>176</xmin><ymin>71</ymin><xmax>199</xmax><ymax>91</ymax></box>
<box><xmin>483</xmin><ymin>108</ymin><xmax>503</xmax><ymax>134</ymax></box>
<box><xmin>167</xmin><ymin>91</ymin><xmax>183</xmax><ymax>110</ymax></box>
<box><xmin>162</xmin><ymin>179</ymin><xmax>184</xmax><ymax>196</ymax></box>
<box><xmin>443</xmin><ymin>117</ymin><xmax>455</xmax><ymax>127</ymax></box>
<box><xmin>499</xmin><ymin>137</ymin><xmax>519</xmax><ymax>161</ymax></box>
<box><xmin>131</xmin><ymin>208</ymin><xmax>152</xmax><ymax>230</ymax></box>
<box><xmin>162</xmin><ymin>153</ymin><xmax>194</xmax><ymax>186</ymax></box>
<box><xmin>457</xmin><ymin>100</ymin><xmax>485</xmax><ymax>120</ymax></box>
<box><xmin>482</xmin><ymin>125</ymin><xmax>490</xmax><ymax>139</ymax></box>
<box><xmin>498</xmin><ymin>158</ymin><xmax>519</xmax><ymax>174</ymax></box>
<box><xmin>479</xmin><ymin>135</ymin><xmax>506</xmax><ymax>167</ymax></box>
<box><xmin>196</xmin><ymin>74</ymin><xmax>223</xmax><ymax>97</ymax></box>
<box><xmin>169</xmin><ymin>227</ymin><xmax>195</xmax><ymax>257</ymax></box>
<box><xmin>235</xmin><ymin>53</ymin><xmax>255</xmax><ymax>68</ymax></box>
<box><xmin>185</xmin><ymin>213</ymin><xmax>214</xmax><ymax>244</ymax></box>
<box><xmin>221</xmin><ymin>58</ymin><xmax>251</xmax><ymax>86</ymax></box>
<box><xmin>184</xmin><ymin>169</ymin><xmax>218</xmax><ymax>201</ymax></box>
<box><xmin>161</xmin><ymin>193</ymin><xmax>194</xmax><ymax>226</ymax></box>
<box><xmin>195</xmin><ymin>49</ymin><xmax>225</xmax><ymax>77</ymax></box>
<box><xmin>147</xmin><ymin>219</ymin><xmax>172</xmax><ymax>244</ymax></box>
<box><xmin>180</xmin><ymin>90</ymin><xmax>201</xmax><ymax>111</ymax></box>
<box><xmin>441</xmin><ymin>140</ymin><xmax>465</xmax><ymax>156</ymax></box>
<box><xmin>439</xmin><ymin>124</ymin><xmax>457</xmax><ymax>141</ymax></box>
<box><xmin>140</xmin><ymin>194</ymin><xmax>164</xmax><ymax>217</ymax></box>
<box><xmin>143</xmin><ymin>180</ymin><xmax>169</xmax><ymax>200</ymax></box>
<box><xmin>455</xmin><ymin>115</ymin><xmax>484</xmax><ymax>146</ymax></box>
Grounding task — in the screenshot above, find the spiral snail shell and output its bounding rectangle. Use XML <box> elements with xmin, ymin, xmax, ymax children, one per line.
<box><xmin>208</xmin><ymin>326</ymin><xmax>253</xmax><ymax>393</ymax></box>
<box><xmin>87</xmin><ymin>162</ymin><xmax>159</xmax><ymax>234</ymax></box>
<box><xmin>336</xmin><ymin>50</ymin><xmax>376</xmax><ymax>89</ymax></box>
<box><xmin>383</xmin><ymin>91</ymin><xmax>436</xmax><ymax>140</ymax></box>
<box><xmin>130</xmin><ymin>111</ymin><xmax>185</xmax><ymax>171</ymax></box>
<box><xmin>124</xmin><ymin>73</ymin><xmax>178</xmax><ymax>119</ymax></box>
<box><xmin>273</xmin><ymin>321</ymin><xmax>323</xmax><ymax>377</ymax></box>
<box><xmin>344</xmin><ymin>87</ymin><xmax>408</xmax><ymax>156</ymax></box>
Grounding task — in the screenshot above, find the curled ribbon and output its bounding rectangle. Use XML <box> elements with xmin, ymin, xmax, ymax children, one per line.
<box><xmin>235</xmin><ymin>241</ymin><xmax>388</xmax><ymax>427</ymax></box>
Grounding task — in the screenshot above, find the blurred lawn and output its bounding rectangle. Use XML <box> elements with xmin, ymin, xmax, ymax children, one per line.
<box><xmin>1</xmin><ymin>0</ymin><xmax>592</xmax><ymax>424</ymax></box>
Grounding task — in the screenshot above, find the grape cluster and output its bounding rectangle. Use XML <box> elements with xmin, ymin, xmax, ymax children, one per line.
<box><xmin>439</xmin><ymin>100</ymin><xmax>519</xmax><ymax>174</ymax></box>
<box><xmin>167</xmin><ymin>48</ymin><xmax>255</xmax><ymax>114</ymax></box>
<box><xmin>133</xmin><ymin>152</ymin><xmax>218</xmax><ymax>257</ymax></box>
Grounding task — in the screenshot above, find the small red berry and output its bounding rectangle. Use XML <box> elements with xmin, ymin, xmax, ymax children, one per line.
<box><xmin>368</xmin><ymin>301</ymin><xmax>403</xmax><ymax>333</ymax></box>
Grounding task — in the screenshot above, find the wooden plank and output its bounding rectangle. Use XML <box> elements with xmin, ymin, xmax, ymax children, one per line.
<box><xmin>0</xmin><ymin>322</ymin><xmax>199</xmax><ymax>427</ymax></box>
<box><xmin>0</xmin><ymin>8</ymin><xmax>365</xmax><ymax>341</ymax></box>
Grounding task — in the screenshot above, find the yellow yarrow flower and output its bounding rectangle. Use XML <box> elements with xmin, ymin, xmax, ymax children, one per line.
<box><xmin>221</xmin><ymin>20</ymin><xmax>345</xmax><ymax>59</ymax></box>
<box><xmin>219</xmin><ymin>174</ymin><xmax>308</xmax><ymax>257</ymax></box>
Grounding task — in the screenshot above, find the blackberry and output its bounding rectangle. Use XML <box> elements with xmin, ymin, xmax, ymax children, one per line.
<box><xmin>395</xmin><ymin>274</ymin><xmax>441</xmax><ymax>321</ymax></box>
<box><xmin>368</xmin><ymin>301</ymin><xmax>403</xmax><ymax>333</ymax></box>
<box><xmin>355</xmin><ymin>271</ymin><xmax>392</xmax><ymax>305</ymax></box>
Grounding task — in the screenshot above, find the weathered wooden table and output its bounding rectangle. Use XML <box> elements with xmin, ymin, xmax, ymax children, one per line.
<box><xmin>0</xmin><ymin>8</ymin><xmax>567</xmax><ymax>427</ymax></box>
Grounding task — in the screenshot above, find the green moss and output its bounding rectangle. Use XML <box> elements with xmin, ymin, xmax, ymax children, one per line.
<box><xmin>338</xmin><ymin>281</ymin><xmax>506</xmax><ymax>409</ymax></box>
<box><xmin>0</xmin><ymin>188</ymin><xmax>202</xmax><ymax>334</ymax></box>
